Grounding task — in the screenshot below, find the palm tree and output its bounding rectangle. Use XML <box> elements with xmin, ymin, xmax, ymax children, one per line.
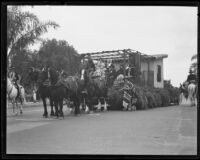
<box><xmin>7</xmin><ymin>6</ymin><xmax>59</xmax><ymax>65</ymax></box>
<box><xmin>190</xmin><ymin>54</ymin><xmax>197</xmax><ymax>75</ymax></box>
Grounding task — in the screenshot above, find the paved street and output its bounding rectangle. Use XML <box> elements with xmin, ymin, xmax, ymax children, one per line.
<box><xmin>6</xmin><ymin>102</ymin><xmax>197</xmax><ymax>155</ymax></box>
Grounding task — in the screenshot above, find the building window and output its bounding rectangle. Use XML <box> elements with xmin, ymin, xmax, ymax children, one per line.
<box><xmin>157</xmin><ymin>65</ymin><xmax>161</xmax><ymax>82</ymax></box>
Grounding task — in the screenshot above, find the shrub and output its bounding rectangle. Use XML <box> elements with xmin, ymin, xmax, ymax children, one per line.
<box><xmin>155</xmin><ymin>88</ymin><xmax>170</xmax><ymax>107</ymax></box>
<box><xmin>143</xmin><ymin>88</ymin><xmax>157</xmax><ymax>108</ymax></box>
<box><xmin>152</xmin><ymin>91</ymin><xmax>162</xmax><ymax>107</ymax></box>
<box><xmin>165</xmin><ymin>87</ymin><xmax>180</xmax><ymax>105</ymax></box>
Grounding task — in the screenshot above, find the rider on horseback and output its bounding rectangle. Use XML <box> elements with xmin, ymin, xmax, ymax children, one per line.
<box><xmin>187</xmin><ymin>69</ymin><xmax>196</xmax><ymax>85</ymax></box>
<box><xmin>9</xmin><ymin>67</ymin><xmax>21</xmax><ymax>98</ymax></box>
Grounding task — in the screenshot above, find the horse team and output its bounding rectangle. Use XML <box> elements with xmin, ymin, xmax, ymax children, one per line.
<box><xmin>13</xmin><ymin>66</ymin><xmax>109</xmax><ymax>118</ymax></box>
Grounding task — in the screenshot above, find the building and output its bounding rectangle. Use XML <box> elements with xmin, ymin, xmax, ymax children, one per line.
<box><xmin>81</xmin><ymin>49</ymin><xmax>168</xmax><ymax>88</ymax></box>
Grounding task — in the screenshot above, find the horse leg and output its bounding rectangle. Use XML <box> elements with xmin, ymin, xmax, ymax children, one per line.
<box><xmin>103</xmin><ymin>98</ymin><xmax>107</xmax><ymax>111</ymax></box>
<box><xmin>83</xmin><ymin>98</ymin><xmax>86</xmax><ymax>112</ymax></box>
<box><xmin>12</xmin><ymin>100</ymin><xmax>15</xmax><ymax>114</ymax></box>
<box><xmin>192</xmin><ymin>95</ymin><xmax>195</xmax><ymax>107</ymax></box>
<box><xmin>97</xmin><ymin>99</ymin><xmax>101</xmax><ymax>112</ymax></box>
<box><xmin>74</xmin><ymin>97</ymin><xmax>80</xmax><ymax>116</ymax></box>
<box><xmin>49</xmin><ymin>98</ymin><xmax>55</xmax><ymax>116</ymax></box>
<box><xmin>15</xmin><ymin>101</ymin><xmax>19</xmax><ymax>115</ymax></box>
<box><xmin>19</xmin><ymin>97</ymin><xmax>23</xmax><ymax>114</ymax></box>
<box><xmin>58</xmin><ymin>98</ymin><xmax>64</xmax><ymax>118</ymax></box>
<box><xmin>54</xmin><ymin>100</ymin><xmax>59</xmax><ymax>118</ymax></box>
<box><xmin>42</xmin><ymin>97</ymin><xmax>48</xmax><ymax>118</ymax></box>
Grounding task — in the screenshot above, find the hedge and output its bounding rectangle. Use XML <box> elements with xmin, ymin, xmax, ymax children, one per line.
<box><xmin>107</xmin><ymin>80</ymin><xmax>173</xmax><ymax>110</ymax></box>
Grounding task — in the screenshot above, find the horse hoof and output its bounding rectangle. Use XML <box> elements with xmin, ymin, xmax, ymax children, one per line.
<box><xmin>60</xmin><ymin>113</ymin><xmax>64</xmax><ymax>118</ymax></box>
<box><xmin>43</xmin><ymin>114</ymin><xmax>48</xmax><ymax>118</ymax></box>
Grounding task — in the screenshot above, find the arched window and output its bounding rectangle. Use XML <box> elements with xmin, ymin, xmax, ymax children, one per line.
<box><xmin>157</xmin><ymin>65</ymin><xmax>161</xmax><ymax>82</ymax></box>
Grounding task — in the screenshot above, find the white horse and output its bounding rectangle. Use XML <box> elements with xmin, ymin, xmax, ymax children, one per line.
<box><xmin>188</xmin><ymin>83</ymin><xmax>197</xmax><ymax>107</ymax></box>
<box><xmin>7</xmin><ymin>77</ymin><xmax>25</xmax><ymax>115</ymax></box>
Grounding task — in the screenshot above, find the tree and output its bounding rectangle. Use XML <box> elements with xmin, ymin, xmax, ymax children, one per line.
<box><xmin>38</xmin><ymin>39</ymin><xmax>81</xmax><ymax>75</ymax></box>
<box><xmin>190</xmin><ymin>54</ymin><xmax>197</xmax><ymax>75</ymax></box>
<box><xmin>7</xmin><ymin>6</ymin><xmax>59</xmax><ymax>65</ymax></box>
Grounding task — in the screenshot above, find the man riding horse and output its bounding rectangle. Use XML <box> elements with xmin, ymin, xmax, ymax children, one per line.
<box><xmin>9</xmin><ymin>67</ymin><xmax>21</xmax><ymax>99</ymax></box>
<box><xmin>186</xmin><ymin>69</ymin><xmax>197</xmax><ymax>106</ymax></box>
<box><xmin>187</xmin><ymin>69</ymin><xmax>197</xmax><ymax>85</ymax></box>
<box><xmin>179</xmin><ymin>69</ymin><xmax>197</xmax><ymax>105</ymax></box>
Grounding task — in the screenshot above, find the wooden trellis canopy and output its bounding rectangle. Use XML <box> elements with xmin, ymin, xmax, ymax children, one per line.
<box><xmin>81</xmin><ymin>49</ymin><xmax>168</xmax><ymax>61</ymax></box>
<box><xmin>81</xmin><ymin>49</ymin><xmax>138</xmax><ymax>61</ymax></box>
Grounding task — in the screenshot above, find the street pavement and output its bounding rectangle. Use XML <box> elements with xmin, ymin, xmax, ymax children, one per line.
<box><xmin>6</xmin><ymin>101</ymin><xmax>197</xmax><ymax>155</ymax></box>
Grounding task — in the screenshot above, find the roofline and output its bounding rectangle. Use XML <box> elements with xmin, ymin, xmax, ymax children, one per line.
<box><xmin>80</xmin><ymin>49</ymin><xmax>168</xmax><ymax>60</ymax></box>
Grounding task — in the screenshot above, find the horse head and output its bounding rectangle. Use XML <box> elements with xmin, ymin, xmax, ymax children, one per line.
<box><xmin>48</xmin><ymin>67</ymin><xmax>59</xmax><ymax>85</ymax></box>
<box><xmin>80</xmin><ymin>68</ymin><xmax>88</xmax><ymax>85</ymax></box>
<box><xmin>28</xmin><ymin>67</ymin><xmax>47</xmax><ymax>85</ymax></box>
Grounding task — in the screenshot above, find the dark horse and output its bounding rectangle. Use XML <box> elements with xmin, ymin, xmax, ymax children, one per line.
<box><xmin>28</xmin><ymin>67</ymin><xmax>81</xmax><ymax>117</ymax></box>
<box><xmin>48</xmin><ymin>67</ymin><xmax>81</xmax><ymax>116</ymax></box>
<box><xmin>80</xmin><ymin>68</ymin><xmax>108</xmax><ymax>112</ymax></box>
<box><xmin>28</xmin><ymin>67</ymin><xmax>55</xmax><ymax>118</ymax></box>
<box><xmin>47</xmin><ymin>67</ymin><xmax>66</xmax><ymax>118</ymax></box>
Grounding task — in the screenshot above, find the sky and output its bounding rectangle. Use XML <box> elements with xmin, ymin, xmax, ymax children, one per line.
<box><xmin>22</xmin><ymin>6</ymin><xmax>197</xmax><ymax>87</ymax></box>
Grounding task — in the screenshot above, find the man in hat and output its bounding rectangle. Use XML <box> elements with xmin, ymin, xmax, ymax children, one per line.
<box><xmin>85</xmin><ymin>54</ymin><xmax>96</xmax><ymax>74</ymax></box>
<box><xmin>187</xmin><ymin>69</ymin><xmax>197</xmax><ymax>85</ymax></box>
